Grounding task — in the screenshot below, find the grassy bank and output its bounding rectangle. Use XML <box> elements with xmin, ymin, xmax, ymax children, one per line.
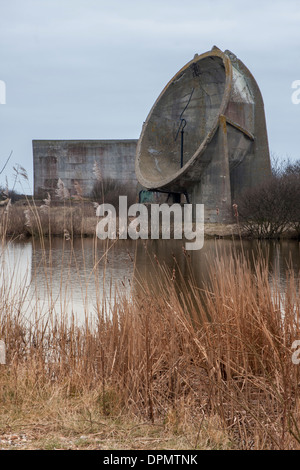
<box><xmin>1</xmin><ymin>199</ymin><xmax>241</xmax><ymax>240</ymax></box>
<box><xmin>0</xmin><ymin>226</ymin><xmax>299</xmax><ymax>449</ymax></box>
<box><xmin>0</xmin><ymin>200</ymin><xmax>98</xmax><ymax>239</ymax></box>
<box><xmin>1</xmin><ymin>199</ymin><xmax>299</xmax><ymax>242</ymax></box>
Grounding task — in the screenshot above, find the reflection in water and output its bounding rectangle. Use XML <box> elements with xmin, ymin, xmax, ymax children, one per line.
<box><xmin>28</xmin><ymin>237</ymin><xmax>137</xmax><ymax>321</ymax></box>
<box><xmin>0</xmin><ymin>240</ymin><xmax>32</xmax><ymax>289</ymax></box>
<box><xmin>0</xmin><ymin>237</ymin><xmax>299</xmax><ymax>323</ymax></box>
<box><xmin>134</xmin><ymin>238</ymin><xmax>300</xmax><ymax>292</ymax></box>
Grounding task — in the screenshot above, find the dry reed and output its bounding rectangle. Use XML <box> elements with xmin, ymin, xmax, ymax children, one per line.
<box><xmin>0</xmin><ymin>195</ymin><xmax>299</xmax><ymax>449</ymax></box>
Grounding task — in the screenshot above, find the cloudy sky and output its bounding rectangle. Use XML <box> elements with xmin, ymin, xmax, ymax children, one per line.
<box><xmin>0</xmin><ymin>0</ymin><xmax>299</xmax><ymax>192</ymax></box>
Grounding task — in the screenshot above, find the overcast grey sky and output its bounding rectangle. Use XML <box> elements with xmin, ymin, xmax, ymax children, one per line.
<box><xmin>0</xmin><ymin>0</ymin><xmax>299</xmax><ymax>192</ymax></box>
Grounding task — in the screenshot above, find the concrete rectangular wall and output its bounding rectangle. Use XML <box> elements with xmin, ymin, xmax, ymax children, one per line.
<box><xmin>33</xmin><ymin>139</ymin><xmax>138</xmax><ymax>198</ymax></box>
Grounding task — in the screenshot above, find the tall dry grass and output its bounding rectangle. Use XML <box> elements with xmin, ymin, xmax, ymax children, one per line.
<box><xmin>0</xmin><ymin>219</ymin><xmax>299</xmax><ymax>449</ymax></box>
<box><xmin>0</xmin><ymin>198</ymin><xmax>97</xmax><ymax>240</ymax></box>
<box><xmin>0</xmin><ymin>172</ymin><xmax>299</xmax><ymax>448</ymax></box>
<box><xmin>0</xmin><ymin>168</ymin><xmax>137</xmax><ymax>241</ymax></box>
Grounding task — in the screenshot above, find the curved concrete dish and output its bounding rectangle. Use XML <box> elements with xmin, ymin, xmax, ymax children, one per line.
<box><xmin>135</xmin><ymin>46</ymin><xmax>271</xmax><ymax>222</ymax></box>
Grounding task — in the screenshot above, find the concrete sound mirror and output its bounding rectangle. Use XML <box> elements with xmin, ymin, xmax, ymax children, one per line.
<box><xmin>135</xmin><ymin>46</ymin><xmax>271</xmax><ymax>222</ymax></box>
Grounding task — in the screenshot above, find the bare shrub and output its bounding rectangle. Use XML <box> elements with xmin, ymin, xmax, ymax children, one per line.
<box><xmin>284</xmin><ymin>161</ymin><xmax>300</xmax><ymax>235</ymax></box>
<box><xmin>91</xmin><ymin>178</ymin><xmax>137</xmax><ymax>209</ymax></box>
<box><xmin>237</xmin><ymin>158</ymin><xmax>300</xmax><ymax>238</ymax></box>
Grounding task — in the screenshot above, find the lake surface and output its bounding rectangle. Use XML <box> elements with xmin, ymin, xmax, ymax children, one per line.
<box><xmin>1</xmin><ymin>237</ymin><xmax>299</xmax><ymax>323</ymax></box>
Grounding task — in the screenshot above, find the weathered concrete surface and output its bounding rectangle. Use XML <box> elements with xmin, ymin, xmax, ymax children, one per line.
<box><xmin>135</xmin><ymin>46</ymin><xmax>271</xmax><ymax>222</ymax></box>
<box><xmin>33</xmin><ymin>139</ymin><xmax>138</xmax><ymax>197</ymax></box>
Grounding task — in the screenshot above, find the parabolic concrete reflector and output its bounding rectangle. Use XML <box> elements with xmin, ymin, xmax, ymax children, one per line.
<box><xmin>135</xmin><ymin>46</ymin><xmax>271</xmax><ymax>222</ymax></box>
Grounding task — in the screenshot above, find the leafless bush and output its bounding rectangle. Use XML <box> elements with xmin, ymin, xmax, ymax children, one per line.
<box><xmin>284</xmin><ymin>161</ymin><xmax>300</xmax><ymax>234</ymax></box>
<box><xmin>237</xmin><ymin>158</ymin><xmax>300</xmax><ymax>238</ymax></box>
<box><xmin>91</xmin><ymin>178</ymin><xmax>137</xmax><ymax>209</ymax></box>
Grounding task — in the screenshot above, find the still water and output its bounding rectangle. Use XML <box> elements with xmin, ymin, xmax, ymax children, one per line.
<box><xmin>1</xmin><ymin>237</ymin><xmax>299</xmax><ymax>323</ymax></box>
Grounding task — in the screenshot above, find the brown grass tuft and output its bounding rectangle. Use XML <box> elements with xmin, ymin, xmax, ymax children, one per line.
<box><xmin>0</xmin><ymin>200</ymin><xmax>299</xmax><ymax>449</ymax></box>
